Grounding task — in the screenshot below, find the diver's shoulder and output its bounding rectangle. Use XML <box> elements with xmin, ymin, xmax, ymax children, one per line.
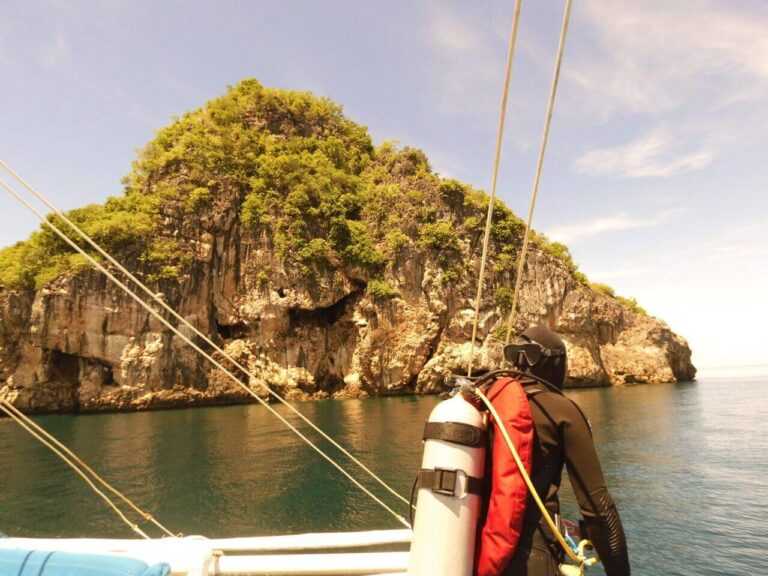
<box><xmin>525</xmin><ymin>384</ymin><xmax>583</xmax><ymax>411</ymax></box>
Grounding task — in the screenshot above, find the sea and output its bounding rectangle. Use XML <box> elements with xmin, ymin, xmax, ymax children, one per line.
<box><xmin>1</xmin><ymin>372</ymin><xmax>767</xmax><ymax>576</ymax></box>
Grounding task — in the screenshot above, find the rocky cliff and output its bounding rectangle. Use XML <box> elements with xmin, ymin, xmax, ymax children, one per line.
<box><xmin>0</xmin><ymin>80</ymin><xmax>695</xmax><ymax>413</ymax></box>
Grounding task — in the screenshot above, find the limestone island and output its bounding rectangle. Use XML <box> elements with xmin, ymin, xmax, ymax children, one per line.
<box><xmin>0</xmin><ymin>80</ymin><xmax>695</xmax><ymax>413</ymax></box>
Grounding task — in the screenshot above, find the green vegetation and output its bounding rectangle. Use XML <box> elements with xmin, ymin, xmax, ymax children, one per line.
<box><xmin>330</xmin><ymin>218</ymin><xmax>385</xmax><ymax>270</ymax></box>
<box><xmin>590</xmin><ymin>281</ymin><xmax>648</xmax><ymax>316</ymax></box>
<box><xmin>240</xmin><ymin>192</ymin><xmax>269</xmax><ymax>228</ymax></box>
<box><xmin>367</xmin><ymin>278</ymin><xmax>396</xmax><ymax>300</ymax></box>
<box><xmin>439</xmin><ymin>265</ymin><xmax>461</xmax><ymax>286</ymax></box>
<box><xmin>1</xmin><ymin>80</ymin><xmax>375</xmax><ymax>287</ymax></box>
<box><xmin>383</xmin><ymin>229</ymin><xmax>409</xmax><ymax>259</ymax></box>
<box><xmin>185</xmin><ymin>186</ymin><xmax>213</xmax><ymax>212</ymax></box>
<box><xmin>496</xmin><ymin>286</ymin><xmax>515</xmax><ymax>312</ymax></box>
<box><xmin>0</xmin><ymin>242</ymin><xmax>37</xmax><ymax>289</ymax></box>
<box><xmin>573</xmin><ymin>270</ymin><xmax>588</xmax><ymax>285</ymax></box>
<box><xmin>419</xmin><ymin>222</ymin><xmax>460</xmax><ymax>252</ymax></box>
<box><xmin>463</xmin><ymin>190</ymin><xmax>525</xmax><ymax>244</ymax></box>
<box><xmin>296</xmin><ymin>238</ymin><xmax>331</xmax><ymax>270</ymax></box>
<box><xmin>0</xmin><ymin>241</ymin><xmax>91</xmax><ymax>290</ymax></box>
<box><xmin>0</xmin><ymin>77</ymin><xmax>646</xmax><ymax>320</ymax></box>
<box><xmin>617</xmin><ymin>296</ymin><xmax>647</xmax><ymax>315</ymax></box>
<box><xmin>0</xmin><ymin>195</ymin><xmax>160</xmax><ymax>289</ymax></box>
<box><xmin>534</xmin><ymin>233</ymin><xmax>579</xmax><ymax>274</ymax></box>
<box><xmin>590</xmin><ymin>282</ymin><xmax>616</xmax><ymax>297</ymax></box>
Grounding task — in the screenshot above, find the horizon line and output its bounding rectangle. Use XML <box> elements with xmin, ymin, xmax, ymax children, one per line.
<box><xmin>695</xmin><ymin>363</ymin><xmax>768</xmax><ymax>370</ymax></box>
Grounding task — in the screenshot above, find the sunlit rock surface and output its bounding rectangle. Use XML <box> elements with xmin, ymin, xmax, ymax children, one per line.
<box><xmin>0</xmin><ymin>81</ymin><xmax>694</xmax><ymax>413</ymax></box>
<box><xmin>0</xmin><ymin>244</ymin><xmax>695</xmax><ymax>413</ymax></box>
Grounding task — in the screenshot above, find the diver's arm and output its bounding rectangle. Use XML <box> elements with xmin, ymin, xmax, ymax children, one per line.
<box><xmin>562</xmin><ymin>403</ymin><xmax>631</xmax><ymax>576</ymax></box>
<box><xmin>580</xmin><ymin>486</ymin><xmax>630</xmax><ymax>576</ymax></box>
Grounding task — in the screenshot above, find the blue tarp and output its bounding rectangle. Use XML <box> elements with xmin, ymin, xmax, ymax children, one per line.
<box><xmin>0</xmin><ymin>549</ymin><xmax>171</xmax><ymax>576</ymax></box>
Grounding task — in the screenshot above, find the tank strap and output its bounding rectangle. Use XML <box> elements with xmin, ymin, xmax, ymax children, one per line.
<box><xmin>418</xmin><ymin>468</ymin><xmax>484</xmax><ymax>498</ymax></box>
<box><xmin>423</xmin><ymin>421</ymin><xmax>487</xmax><ymax>447</ymax></box>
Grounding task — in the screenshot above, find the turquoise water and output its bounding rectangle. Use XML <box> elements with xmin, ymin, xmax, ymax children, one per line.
<box><xmin>2</xmin><ymin>376</ymin><xmax>767</xmax><ymax>575</ymax></box>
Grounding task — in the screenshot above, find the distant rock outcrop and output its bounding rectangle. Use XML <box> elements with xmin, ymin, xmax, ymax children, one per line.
<box><xmin>0</xmin><ymin>80</ymin><xmax>695</xmax><ymax>413</ymax></box>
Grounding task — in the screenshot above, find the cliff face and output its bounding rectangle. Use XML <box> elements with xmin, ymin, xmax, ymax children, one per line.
<box><xmin>0</xmin><ymin>81</ymin><xmax>695</xmax><ymax>413</ymax></box>
<box><xmin>0</xmin><ymin>245</ymin><xmax>696</xmax><ymax>413</ymax></box>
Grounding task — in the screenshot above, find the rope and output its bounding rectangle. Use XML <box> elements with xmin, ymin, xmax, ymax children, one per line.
<box><xmin>0</xmin><ymin>158</ymin><xmax>410</xmax><ymax>510</ymax></box>
<box><xmin>504</xmin><ymin>0</ymin><xmax>573</xmax><ymax>345</ymax></box>
<box><xmin>0</xmin><ymin>401</ymin><xmax>151</xmax><ymax>539</ymax></box>
<box><xmin>474</xmin><ymin>388</ymin><xmax>596</xmax><ymax>568</ymax></box>
<box><xmin>0</xmin><ymin>400</ymin><xmax>175</xmax><ymax>537</ymax></box>
<box><xmin>0</xmin><ymin>176</ymin><xmax>411</xmax><ymax>529</ymax></box>
<box><xmin>467</xmin><ymin>0</ymin><xmax>523</xmax><ymax>378</ymax></box>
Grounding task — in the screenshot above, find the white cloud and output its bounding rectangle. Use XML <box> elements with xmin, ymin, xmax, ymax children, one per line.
<box><xmin>429</xmin><ymin>10</ymin><xmax>477</xmax><ymax>54</ymax></box>
<box><xmin>569</xmin><ymin>0</ymin><xmax>768</xmax><ymax>115</ymax></box>
<box><xmin>547</xmin><ymin>209</ymin><xmax>679</xmax><ymax>243</ymax></box>
<box><xmin>677</xmin><ymin>224</ymin><xmax>768</xmax><ymax>266</ymax></box>
<box><xmin>587</xmin><ymin>221</ymin><xmax>768</xmax><ymax>281</ymax></box>
<box><xmin>557</xmin><ymin>1</ymin><xmax>768</xmax><ymax>178</ymax></box>
<box><xmin>422</xmin><ymin>3</ymin><xmax>502</xmax><ymax>120</ymax></box>
<box><xmin>37</xmin><ymin>33</ymin><xmax>72</xmax><ymax>70</ymax></box>
<box><xmin>572</xmin><ymin>130</ymin><xmax>714</xmax><ymax>178</ymax></box>
<box><xmin>579</xmin><ymin>220</ymin><xmax>768</xmax><ymax>368</ymax></box>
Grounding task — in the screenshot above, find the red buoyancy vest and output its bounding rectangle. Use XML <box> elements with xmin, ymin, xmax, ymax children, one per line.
<box><xmin>475</xmin><ymin>378</ymin><xmax>535</xmax><ymax>576</ymax></box>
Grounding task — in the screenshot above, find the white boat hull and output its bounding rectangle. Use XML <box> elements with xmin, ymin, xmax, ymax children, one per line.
<box><xmin>0</xmin><ymin>529</ymin><xmax>412</xmax><ymax>576</ymax></box>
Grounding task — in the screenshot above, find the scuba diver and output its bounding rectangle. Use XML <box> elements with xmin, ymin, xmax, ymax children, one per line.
<box><xmin>500</xmin><ymin>325</ymin><xmax>631</xmax><ymax>576</ymax></box>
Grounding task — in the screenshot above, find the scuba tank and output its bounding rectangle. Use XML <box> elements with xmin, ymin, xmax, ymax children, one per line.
<box><xmin>409</xmin><ymin>372</ymin><xmax>590</xmax><ymax>576</ymax></box>
<box><xmin>407</xmin><ymin>388</ymin><xmax>487</xmax><ymax>576</ymax></box>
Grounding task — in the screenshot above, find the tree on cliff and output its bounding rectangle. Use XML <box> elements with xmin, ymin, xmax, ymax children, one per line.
<box><xmin>0</xmin><ymin>79</ymin><xmax>642</xmax><ymax>314</ymax></box>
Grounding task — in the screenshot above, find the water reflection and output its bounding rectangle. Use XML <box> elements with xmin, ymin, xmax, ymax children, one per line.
<box><xmin>3</xmin><ymin>381</ymin><xmax>766</xmax><ymax>574</ymax></box>
<box><xmin>565</xmin><ymin>380</ymin><xmax>768</xmax><ymax>575</ymax></box>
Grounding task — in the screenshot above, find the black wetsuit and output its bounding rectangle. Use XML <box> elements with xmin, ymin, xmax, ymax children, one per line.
<box><xmin>502</xmin><ymin>376</ymin><xmax>631</xmax><ymax>576</ymax></box>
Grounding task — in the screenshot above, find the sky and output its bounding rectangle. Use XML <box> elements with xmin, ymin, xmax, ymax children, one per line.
<box><xmin>1</xmin><ymin>0</ymin><xmax>766</xmax><ymax>372</ymax></box>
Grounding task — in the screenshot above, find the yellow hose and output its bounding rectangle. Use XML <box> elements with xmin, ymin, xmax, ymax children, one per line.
<box><xmin>473</xmin><ymin>388</ymin><xmax>596</xmax><ymax>567</ymax></box>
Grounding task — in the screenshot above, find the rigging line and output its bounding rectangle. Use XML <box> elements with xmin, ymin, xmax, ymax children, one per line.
<box><xmin>467</xmin><ymin>0</ymin><xmax>524</xmax><ymax>378</ymax></box>
<box><xmin>0</xmin><ymin>158</ymin><xmax>410</xmax><ymax>509</ymax></box>
<box><xmin>0</xmin><ymin>399</ymin><xmax>175</xmax><ymax>538</ymax></box>
<box><xmin>504</xmin><ymin>0</ymin><xmax>573</xmax><ymax>346</ymax></box>
<box><xmin>0</xmin><ymin>401</ymin><xmax>151</xmax><ymax>539</ymax></box>
<box><xmin>0</xmin><ymin>177</ymin><xmax>412</xmax><ymax>529</ymax></box>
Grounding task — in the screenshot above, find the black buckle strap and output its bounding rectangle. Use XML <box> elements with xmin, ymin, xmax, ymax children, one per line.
<box><xmin>418</xmin><ymin>468</ymin><xmax>484</xmax><ymax>498</ymax></box>
<box><xmin>423</xmin><ymin>421</ymin><xmax>487</xmax><ymax>447</ymax></box>
<box><xmin>433</xmin><ymin>468</ymin><xmax>457</xmax><ymax>496</ymax></box>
